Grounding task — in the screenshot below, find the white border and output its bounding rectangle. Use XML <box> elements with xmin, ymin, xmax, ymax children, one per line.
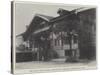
<box><xmin>0</xmin><ymin>0</ymin><xmax>100</xmax><ymax>75</ymax></box>
<box><xmin>12</xmin><ymin>1</ymin><xmax>97</xmax><ymax>74</ymax></box>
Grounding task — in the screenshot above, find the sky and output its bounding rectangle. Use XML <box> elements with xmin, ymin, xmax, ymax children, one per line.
<box><xmin>14</xmin><ymin>2</ymin><xmax>92</xmax><ymax>35</ymax></box>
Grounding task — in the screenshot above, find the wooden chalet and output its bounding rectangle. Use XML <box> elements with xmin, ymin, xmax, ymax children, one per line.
<box><xmin>16</xmin><ymin>8</ymin><xmax>96</xmax><ymax>62</ymax></box>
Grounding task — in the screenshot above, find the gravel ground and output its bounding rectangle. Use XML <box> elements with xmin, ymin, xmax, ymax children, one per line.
<box><xmin>14</xmin><ymin>59</ymin><xmax>96</xmax><ymax>74</ymax></box>
<box><xmin>15</xmin><ymin>59</ymin><xmax>96</xmax><ymax>69</ymax></box>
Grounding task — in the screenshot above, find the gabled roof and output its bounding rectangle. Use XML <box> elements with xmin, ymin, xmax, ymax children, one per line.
<box><xmin>23</xmin><ymin>14</ymin><xmax>53</xmax><ymax>41</ymax></box>
<box><xmin>50</xmin><ymin>8</ymin><xmax>95</xmax><ymax>23</ymax></box>
<box><xmin>22</xmin><ymin>8</ymin><xmax>95</xmax><ymax>41</ymax></box>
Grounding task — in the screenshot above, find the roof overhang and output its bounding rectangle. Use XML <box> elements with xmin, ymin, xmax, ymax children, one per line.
<box><xmin>33</xmin><ymin>26</ymin><xmax>50</xmax><ymax>34</ymax></box>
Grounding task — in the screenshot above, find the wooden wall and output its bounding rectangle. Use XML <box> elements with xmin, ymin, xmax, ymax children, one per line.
<box><xmin>78</xmin><ymin>8</ymin><xmax>96</xmax><ymax>59</ymax></box>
